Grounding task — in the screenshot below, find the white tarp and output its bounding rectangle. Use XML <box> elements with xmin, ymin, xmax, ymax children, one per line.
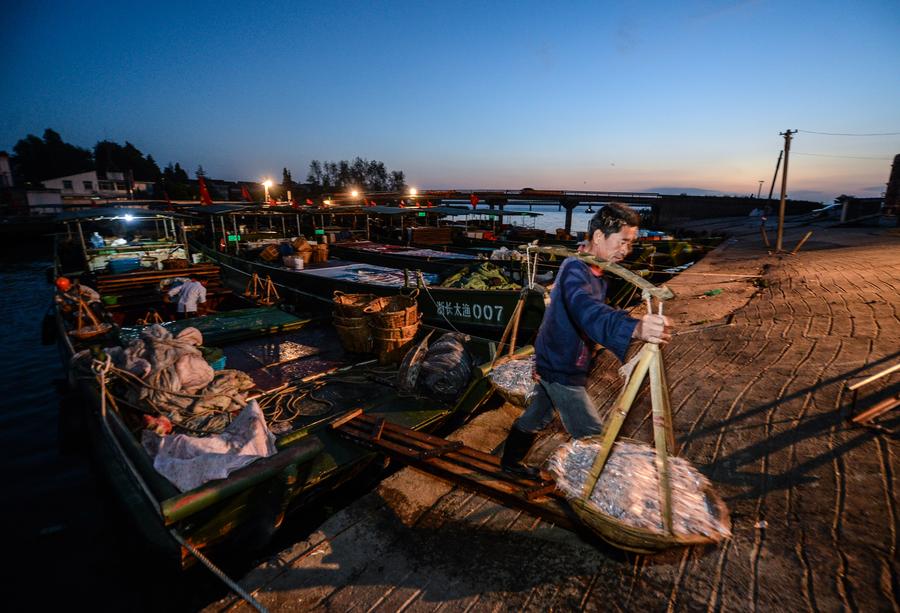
<box><xmin>141</xmin><ymin>400</ymin><xmax>276</xmax><ymax>492</ymax></box>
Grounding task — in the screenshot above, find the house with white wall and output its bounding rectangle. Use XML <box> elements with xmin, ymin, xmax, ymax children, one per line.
<box><xmin>42</xmin><ymin>170</ymin><xmax>155</xmax><ymax>201</ymax></box>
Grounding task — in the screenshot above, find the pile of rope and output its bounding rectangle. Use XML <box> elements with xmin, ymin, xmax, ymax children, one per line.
<box><xmin>76</xmin><ymin>324</ymin><xmax>254</xmax><ymax>434</ymax></box>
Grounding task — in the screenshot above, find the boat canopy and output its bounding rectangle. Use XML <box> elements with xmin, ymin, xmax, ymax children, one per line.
<box><xmin>54</xmin><ymin>207</ymin><xmax>175</xmax><ymax>223</ymax></box>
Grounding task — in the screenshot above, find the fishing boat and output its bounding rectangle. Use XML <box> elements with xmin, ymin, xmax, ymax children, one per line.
<box><xmin>184</xmin><ymin>205</ymin><xmax>548</xmax><ymax>340</ymax></box>
<box><xmin>48</xmin><ymin>209</ymin><xmax>527</xmax><ymax>569</ymax></box>
<box><xmin>328</xmin><ymin>239</ymin><xmax>481</xmax><ymax>275</ymax></box>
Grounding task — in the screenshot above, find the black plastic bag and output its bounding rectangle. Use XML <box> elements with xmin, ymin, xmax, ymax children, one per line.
<box><xmin>416</xmin><ymin>332</ymin><xmax>473</xmax><ymax>400</ymax></box>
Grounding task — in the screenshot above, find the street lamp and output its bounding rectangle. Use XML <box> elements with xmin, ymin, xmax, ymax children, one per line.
<box><xmin>262</xmin><ymin>179</ymin><xmax>273</xmax><ymax>204</ymax></box>
<box><xmin>408</xmin><ymin>188</ymin><xmax>418</xmax><ymax>196</ymax></box>
<box><xmin>350</xmin><ymin>189</ymin><xmax>359</xmax><ymax>198</ymax></box>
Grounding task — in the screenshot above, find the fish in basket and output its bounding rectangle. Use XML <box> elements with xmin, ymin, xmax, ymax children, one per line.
<box><xmin>547</xmin><ymin>438</ymin><xmax>731</xmax><ymax>553</ymax></box>
<box><xmin>488</xmin><ymin>355</ymin><xmax>536</xmax><ymax>408</ymax></box>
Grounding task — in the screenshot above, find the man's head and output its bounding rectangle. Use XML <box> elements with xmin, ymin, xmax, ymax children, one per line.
<box><xmin>585</xmin><ymin>203</ymin><xmax>640</xmax><ymax>263</ymax></box>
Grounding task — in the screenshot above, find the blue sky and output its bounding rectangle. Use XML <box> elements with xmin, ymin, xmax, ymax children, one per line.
<box><xmin>3</xmin><ymin>0</ymin><xmax>899</xmax><ymax>202</ymax></box>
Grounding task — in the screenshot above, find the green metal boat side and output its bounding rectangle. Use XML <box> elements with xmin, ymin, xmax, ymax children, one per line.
<box><xmin>118</xmin><ymin>307</ymin><xmax>313</xmax><ymax>345</ymax></box>
<box><xmin>161</xmin><ymin>436</ymin><xmax>324</xmax><ymax>525</ymax></box>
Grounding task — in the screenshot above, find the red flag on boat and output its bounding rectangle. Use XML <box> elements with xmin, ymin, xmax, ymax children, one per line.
<box><xmin>269</xmin><ymin>196</ymin><xmax>278</xmax><ymax>206</ymax></box>
<box><xmin>241</xmin><ymin>184</ymin><xmax>253</xmax><ymax>202</ymax></box>
<box><xmin>198</xmin><ymin>177</ymin><xmax>213</xmax><ymax>205</ymax></box>
<box><xmin>306</xmin><ymin>198</ymin><xmax>314</xmax><ymax>206</ymax></box>
<box><xmin>470</xmin><ymin>193</ymin><xmax>479</xmax><ymax>209</ymax></box>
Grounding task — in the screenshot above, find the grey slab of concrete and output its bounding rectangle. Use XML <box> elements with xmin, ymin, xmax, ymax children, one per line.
<box><xmin>206</xmin><ymin>219</ymin><xmax>899</xmax><ymax>612</ymax></box>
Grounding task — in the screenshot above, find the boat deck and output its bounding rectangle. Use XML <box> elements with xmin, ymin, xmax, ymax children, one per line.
<box><xmin>204</xmin><ymin>218</ymin><xmax>899</xmax><ymax>612</ymax></box>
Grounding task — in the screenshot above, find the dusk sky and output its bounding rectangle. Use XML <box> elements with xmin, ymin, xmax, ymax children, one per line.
<box><xmin>4</xmin><ymin>0</ymin><xmax>899</xmax><ymax>202</ymax></box>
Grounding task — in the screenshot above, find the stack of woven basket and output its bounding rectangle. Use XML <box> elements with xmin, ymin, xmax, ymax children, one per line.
<box><xmin>364</xmin><ymin>291</ymin><xmax>420</xmax><ymax>364</ymax></box>
<box><xmin>332</xmin><ymin>291</ymin><xmax>377</xmax><ymax>353</ymax></box>
<box><xmin>292</xmin><ymin>237</ymin><xmax>314</xmax><ymax>265</ymax></box>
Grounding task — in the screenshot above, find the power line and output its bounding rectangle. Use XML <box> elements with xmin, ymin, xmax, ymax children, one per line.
<box><xmin>793</xmin><ymin>152</ymin><xmax>892</xmax><ymax>161</ymax></box>
<box><xmin>798</xmin><ymin>129</ymin><xmax>900</xmax><ymax>137</ymax></box>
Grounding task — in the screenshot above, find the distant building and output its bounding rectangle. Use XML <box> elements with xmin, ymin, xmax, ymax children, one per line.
<box><xmin>0</xmin><ymin>152</ymin><xmax>12</xmax><ymax>188</ymax></box>
<box><xmin>41</xmin><ymin>170</ymin><xmax>155</xmax><ymax>202</ymax></box>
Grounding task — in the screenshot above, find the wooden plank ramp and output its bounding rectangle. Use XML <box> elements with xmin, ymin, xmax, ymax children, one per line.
<box><xmin>332</xmin><ymin>412</ymin><xmax>576</xmax><ymax>530</ymax></box>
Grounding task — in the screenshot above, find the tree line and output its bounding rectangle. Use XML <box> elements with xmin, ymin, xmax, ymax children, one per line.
<box><xmin>306</xmin><ymin>158</ymin><xmax>405</xmax><ymax>192</ymax></box>
<box><xmin>6</xmin><ymin>128</ymin><xmax>406</xmax><ymax>199</ymax></box>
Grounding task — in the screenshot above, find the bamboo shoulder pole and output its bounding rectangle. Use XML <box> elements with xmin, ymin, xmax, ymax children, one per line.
<box><xmin>524</xmin><ymin>245</ymin><xmax>675</xmax><ymax>301</ymax></box>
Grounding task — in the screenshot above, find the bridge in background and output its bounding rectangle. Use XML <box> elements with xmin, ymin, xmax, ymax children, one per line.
<box><xmin>390</xmin><ymin>189</ymin><xmax>823</xmax><ymax>233</ymax></box>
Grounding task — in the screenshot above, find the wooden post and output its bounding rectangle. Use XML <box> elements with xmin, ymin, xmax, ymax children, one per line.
<box><xmin>791</xmin><ymin>230</ymin><xmax>813</xmax><ymax>255</ymax></box>
<box><xmin>760</xmin><ymin>224</ymin><xmax>771</xmax><ymax>249</ymax></box>
<box><xmin>767</xmin><ymin>150</ymin><xmax>783</xmax><ymax>202</ymax></box>
<box><xmin>76</xmin><ymin>221</ymin><xmax>90</xmax><ymax>271</ymax></box>
<box><xmin>775</xmin><ymin>130</ymin><xmax>796</xmax><ymax>252</ymax></box>
<box><xmin>180</xmin><ymin>222</ymin><xmax>191</xmax><ymax>263</ymax></box>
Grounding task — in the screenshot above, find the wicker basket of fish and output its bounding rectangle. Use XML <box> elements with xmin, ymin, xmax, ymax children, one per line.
<box><xmin>547</xmin><ymin>438</ymin><xmax>731</xmax><ymax>553</ymax></box>
<box><xmin>489</xmin><ymin>355</ymin><xmax>536</xmax><ymax>407</ymax></box>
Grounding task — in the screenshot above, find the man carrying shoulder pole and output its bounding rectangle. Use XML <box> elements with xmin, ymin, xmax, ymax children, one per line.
<box><xmin>501</xmin><ymin>203</ymin><xmax>673</xmax><ymax>477</ymax></box>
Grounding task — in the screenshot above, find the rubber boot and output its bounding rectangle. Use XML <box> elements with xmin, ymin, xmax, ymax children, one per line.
<box><xmin>500</xmin><ymin>426</ymin><xmax>540</xmax><ymax>479</ymax></box>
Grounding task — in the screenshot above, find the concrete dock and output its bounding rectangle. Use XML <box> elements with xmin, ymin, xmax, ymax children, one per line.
<box><xmin>205</xmin><ymin>218</ymin><xmax>899</xmax><ymax>612</ymax></box>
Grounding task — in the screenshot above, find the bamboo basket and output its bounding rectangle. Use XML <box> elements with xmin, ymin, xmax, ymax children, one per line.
<box><xmin>364</xmin><ymin>290</ymin><xmax>419</xmax><ymax>328</ymax></box>
<box><xmin>368</xmin><ymin>316</ymin><xmax>421</xmax><ymax>340</ymax></box>
<box><xmin>567</xmin><ymin>437</ymin><xmax>731</xmax><ymax>553</ymax></box>
<box><xmin>332</xmin><ymin>291</ymin><xmax>376</xmax><ymax>318</ymax></box>
<box><xmin>371</xmin><ymin>321</ymin><xmax>419</xmax><ymax>364</ymax></box>
<box><xmin>333</xmin><ymin>313</ymin><xmax>372</xmax><ymax>353</ymax></box>
<box><xmin>69</xmin><ymin>323</ymin><xmax>113</xmax><ymax>341</ymax></box>
<box><xmin>161</xmin><ymin>258</ymin><xmax>188</xmax><ymax>270</ymax></box>
<box><xmin>260</xmin><ymin>244</ymin><xmax>280</xmax><ymax>262</ymax></box>
<box><xmin>488</xmin><ymin>354</ymin><xmax>535</xmax><ymax>408</ymax></box>
<box><xmin>312</xmin><ymin>243</ymin><xmax>329</xmax><ymax>263</ymax></box>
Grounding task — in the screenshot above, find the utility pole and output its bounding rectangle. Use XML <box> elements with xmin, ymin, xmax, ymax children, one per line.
<box><xmin>767</xmin><ymin>150</ymin><xmax>783</xmax><ymax>202</ymax></box>
<box><xmin>757</xmin><ymin>180</ymin><xmax>764</xmax><ymax>199</ymax></box>
<box><xmin>775</xmin><ymin>130</ymin><xmax>796</xmax><ymax>252</ymax></box>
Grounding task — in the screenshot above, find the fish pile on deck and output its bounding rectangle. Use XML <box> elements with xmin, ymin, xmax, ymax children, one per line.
<box><xmin>547</xmin><ymin>439</ymin><xmax>731</xmax><ymax>539</ymax></box>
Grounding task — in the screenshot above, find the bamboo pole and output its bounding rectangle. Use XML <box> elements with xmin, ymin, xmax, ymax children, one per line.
<box><xmin>580</xmin><ymin>343</ymin><xmax>656</xmax><ymax>500</ymax></box>
<box><xmin>848</xmin><ymin>362</ymin><xmax>900</xmax><ymax>390</ymax></box>
<box><xmin>851</xmin><ymin>394</ymin><xmax>900</xmax><ymax>424</ymax></box>
<box><xmin>760</xmin><ymin>224</ymin><xmax>771</xmax><ymax>249</ymax></box>
<box><xmin>791</xmin><ymin>231</ymin><xmax>813</xmax><ymax>255</ymax></box>
<box><xmin>526</xmin><ymin>245</ymin><xmax>674</xmax><ymax>301</ymax></box>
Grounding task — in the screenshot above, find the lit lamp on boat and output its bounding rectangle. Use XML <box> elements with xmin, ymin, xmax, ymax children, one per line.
<box><xmin>262</xmin><ymin>179</ymin><xmax>273</xmax><ymax>205</ymax></box>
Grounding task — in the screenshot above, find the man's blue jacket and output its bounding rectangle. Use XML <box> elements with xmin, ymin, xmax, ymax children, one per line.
<box><xmin>535</xmin><ymin>257</ymin><xmax>638</xmax><ymax>386</ymax></box>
